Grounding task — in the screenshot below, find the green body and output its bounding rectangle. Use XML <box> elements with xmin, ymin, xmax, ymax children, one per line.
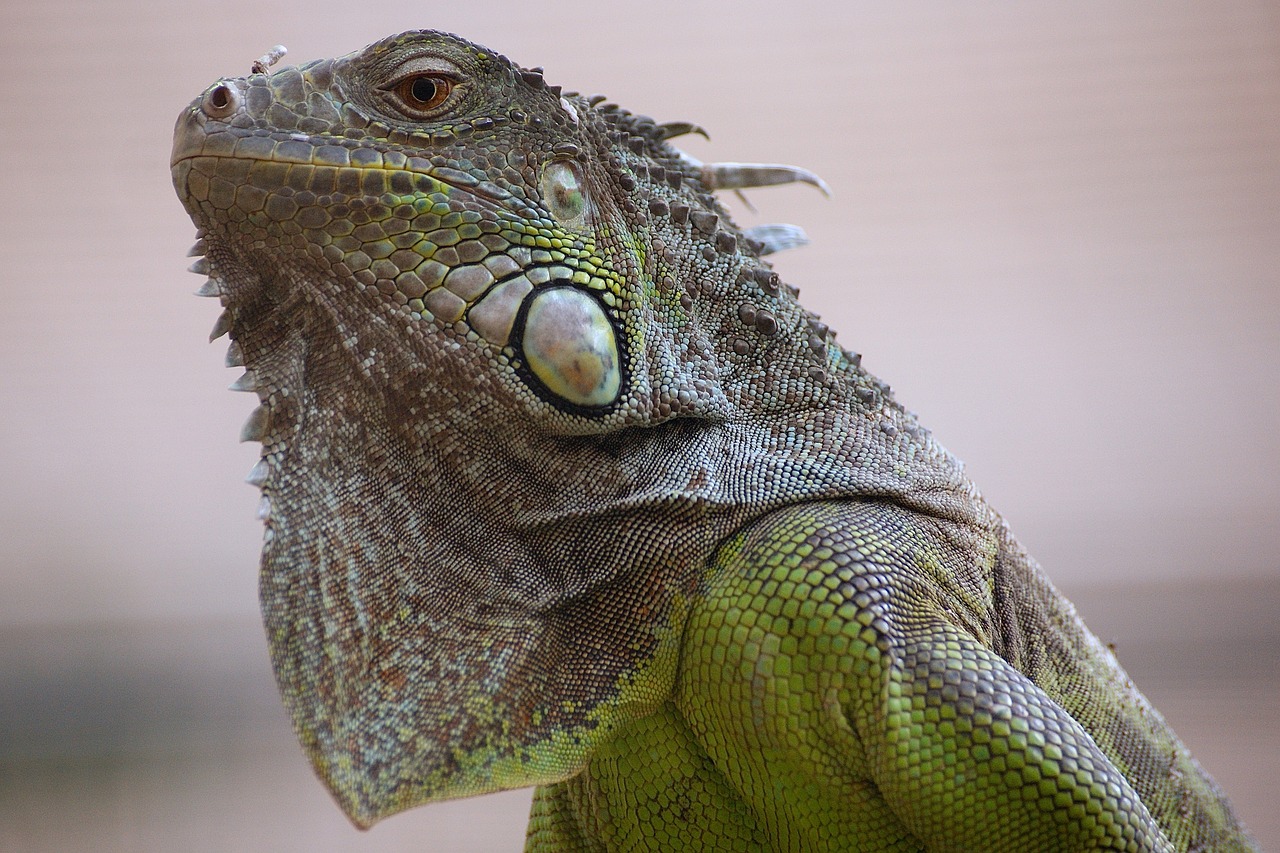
<box><xmin>171</xmin><ymin>30</ymin><xmax>1256</xmax><ymax>851</ymax></box>
<box><xmin>530</xmin><ymin>502</ymin><xmax>1245</xmax><ymax>851</ymax></box>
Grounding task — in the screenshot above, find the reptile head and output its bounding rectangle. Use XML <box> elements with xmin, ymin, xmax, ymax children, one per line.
<box><xmin>171</xmin><ymin>29</ymin><xmax>926</xmax><ymax>826</ymax></box>
<box><xmin>172</xmin><ymin>29</ymin><xmax>805</xmax><ymax>433</ymax></box>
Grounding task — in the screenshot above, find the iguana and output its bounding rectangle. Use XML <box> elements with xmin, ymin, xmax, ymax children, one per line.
<box><xmin>170</xmin><ymin>29</ymin><xmax>1258</xmax><ymax>852</ymax></box>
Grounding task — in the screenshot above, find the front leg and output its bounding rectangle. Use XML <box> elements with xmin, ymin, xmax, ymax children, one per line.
<box><xmin>680</xmin><ymin>501</ymin><xmax>1176</xmax><ymax>852</ymax></box>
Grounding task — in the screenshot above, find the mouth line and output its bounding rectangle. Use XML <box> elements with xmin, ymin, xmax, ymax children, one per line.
<box><xmin>173</xmin><ymin>127</ymin><xmax>521</xmax><ymax>213</ymax></box>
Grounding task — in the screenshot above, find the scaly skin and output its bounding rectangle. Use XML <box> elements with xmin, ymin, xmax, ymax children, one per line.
<box><xmin>171</xmin><ymin>30</ymin><xmax>1257</xmax><ymax>851</ymax></box>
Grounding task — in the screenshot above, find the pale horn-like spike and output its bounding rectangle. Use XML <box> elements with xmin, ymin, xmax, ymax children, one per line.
<box><xmin>228</xmin><ymin>370</ymin><xmax>258</xmax><ymax>393</ymax></box>
<box><xmin>239</xmin><ymin>405</ymin><xmax>270</xmax><ymax>443</ymax></box>
<box><xmin>209</xmin><ymin>309</ymin><xmax>232</xmax><ymax>341</ymax></box>
<box><xmin>743</xmin><ymin>224</ymin><xmax>811</xmax><ymax>256</ymax></box>
<box><xmin>244</xmin><ymin>458</ymin><xmax>270</xmax><ymax>487</ymax></box>
<box><xmin>703</xmin><ymin>162</ymin><xmax>831</xmax><ymax>196</ymax></box>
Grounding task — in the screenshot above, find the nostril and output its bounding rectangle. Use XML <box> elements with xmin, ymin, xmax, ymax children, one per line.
<box><xmin>202</xmin><ymin>83</ymin><xmax>240</xmax><ymax>119</ymax></box>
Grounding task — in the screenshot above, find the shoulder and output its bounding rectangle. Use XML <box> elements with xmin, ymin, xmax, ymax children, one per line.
<box><xmin>695</xmin><ymin>500</ymin><xmax>970</xmax><ymax>631</ymax></box>
<box><xmin>672</xmin><ymin>500</ymin><xmax>982</xmax><ymax>832</ymax></box>
<box><xmin>677</xmin><ymin>499</ymin><xmax>999</xmax><ymax>722</ymax></box>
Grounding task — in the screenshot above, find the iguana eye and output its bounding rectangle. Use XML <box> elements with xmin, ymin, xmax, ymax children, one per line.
<box><xmin>388</xmin><ymin>73</ymin><xmax>455</xmax><ymax>117</ymax></box>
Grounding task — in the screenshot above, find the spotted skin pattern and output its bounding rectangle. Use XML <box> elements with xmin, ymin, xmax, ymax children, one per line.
<box><xmin>171</xmin><ymin>30</ymin><xmax>1256</xmax><ymax>852</ymax></box>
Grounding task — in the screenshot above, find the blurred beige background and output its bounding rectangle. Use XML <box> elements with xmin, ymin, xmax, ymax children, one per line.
<box><xmin>1</xmin><ymin>0</ymin><xmax>1277</xmax><ymax>850</ymax></box>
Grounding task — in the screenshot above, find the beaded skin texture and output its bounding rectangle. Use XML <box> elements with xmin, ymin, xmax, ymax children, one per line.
<box><xmin>171</xmin><ymin>29</ymin><xmax>1257</xmax><ymax>852</ymax></box>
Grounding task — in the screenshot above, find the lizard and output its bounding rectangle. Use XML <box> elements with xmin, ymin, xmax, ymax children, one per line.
<box><xmin>169</xmin><ymin>29</ymin><xmax>1259</xmax><ymax>852</ymax></box>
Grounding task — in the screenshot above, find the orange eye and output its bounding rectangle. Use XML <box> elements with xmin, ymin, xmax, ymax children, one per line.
<box><xmin>392</xmin><ymin>73</ymin><xmax>454</xmax><ymax>114</ymax></box>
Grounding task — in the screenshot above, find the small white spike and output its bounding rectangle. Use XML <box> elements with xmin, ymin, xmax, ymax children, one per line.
<box><xmin>559</xmin><ymin>98</ymin><xmax>579</xmax><ymax>125</ymax></box>
<box><xmin>251</xmin><ymin>44</ymin><xmax>287</xmax><ymax>76</ymax></box>
<box><xmin>245</xmin><ymin>459</ymin><xmax>270</xmax><ymax>487</ymax></box>
<box><xmin>225</xmin><ymin>341</ymin><xmax>244</xmax><ymax>367</ymax></box>
<box><xmin>187</xmin><ymin>240</ymin><xmax>207</xmax><ymax>257</ymax></box>
<box><xmin>209</xmin><ymin>310</ymin><xmax>232</xmax><ymax>341</ymax></box>
<box><xmin>743</xmin><ymin>223</ymin><xmax>811</xmax><ymax>256</ymax></box>
<box><xmin>194</xmin><ymin>279</ymin><xmax>221</xmax><ymax>298</ymax></box>
<box><xmin>188</xmin><ymin>257</ymin><xmax>210</xmax><ymax>275</ymax></box>
<box><xmin>256</xmin><ymin>495</ymin><xmax>272</xmax><ymax>521</ymax></box>
<box><xmin>239</xmin><ymin>405</ymin><xmax>270</xmax><ymax>442</ymax></box>
<box><xmin>228</xmin><ymin>370</ymin><xmax>258</xmax><ymax>392</ymax></box>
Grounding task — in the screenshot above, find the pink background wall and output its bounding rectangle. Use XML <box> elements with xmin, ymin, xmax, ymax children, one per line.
<box><xmin>1</xmin><ymin>1</ymin><xmax>1275</xmax><ymax>849</ymax></box>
